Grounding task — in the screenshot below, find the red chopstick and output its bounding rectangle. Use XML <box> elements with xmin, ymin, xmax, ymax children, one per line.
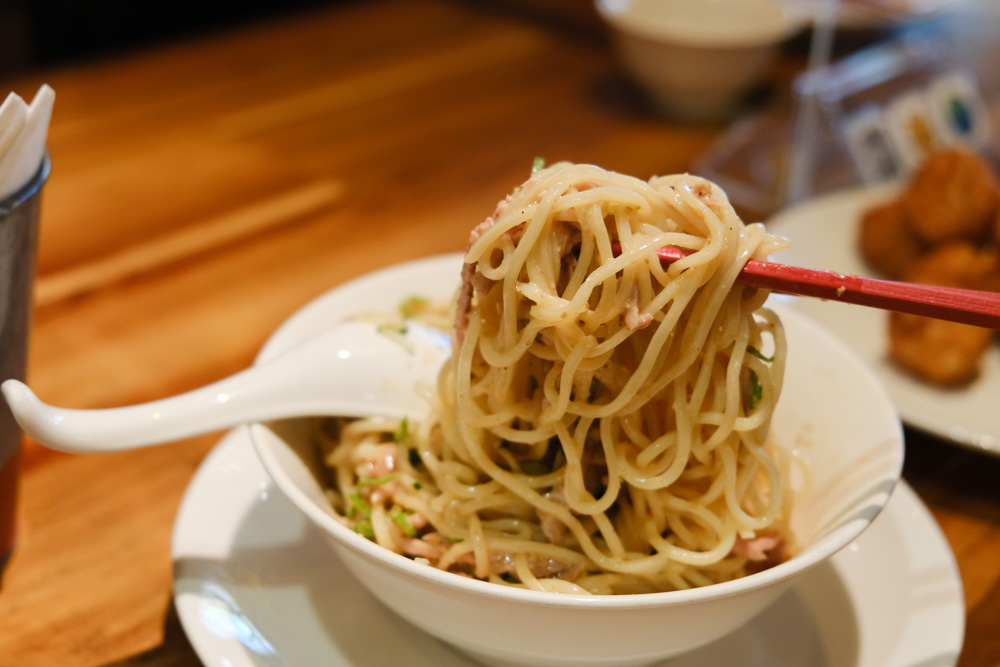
<box><xmin>654</xmin><ymin>246</ymin><xmax>1000</xmax><ymax>330</ymax></box>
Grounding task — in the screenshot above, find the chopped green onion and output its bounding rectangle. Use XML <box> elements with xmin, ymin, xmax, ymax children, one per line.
<box><xmin>747</xmin><ymin>346</ymin><xmax>774</xmax><ymax>363</ymax></box>
<box><xmin>390</xmin><ymin>508</ymin><xmax>417</xmax><ymax>537</ymax></box>
<box><xmin>531</xmin><ymin>156</ymin><xmax>546</xmax><ymax>174</ymax></box>
<box><xmin>346</xmin><ymin>493</ymin><xmax>371</xmax><ymax>519</ymax></box>
<box><xmin>399</xmin><ymin>295</ymin><xmax>429</xmax><ymax>319</ymax></box>
<box><xmin>357</xmin><ymin>473</ymin><xmax>397</xmax><ymax>487</ymax></box>
<box><xmin>394</xmin><ymin>417</ymin><xmax>411</xmax><ymax>443</ymax></box>
<box><xmin>353</xmin><ymin>519</ymin><xmax>375</xmax><ymax>539</ymax></box>
<box><xmin>413</xmin><ymin>481</ymin><xmax>422</xmax><ymax>490</ymax></box>
<box><xmin>377</xmin><ymin>323</ymin><xmax>408</xmax><ymax>336</ymax></box>
<box><xmin>588</xmin><ymin>377</ymin><xmax>599</xmax><ymax>402</ymax></box>
<box><xmin>376</xmin><ymin>324</ymin><xmax>413</xmax><ymax>352</ymax></box>
<box><xmin>748</xmin><ymin>370</ymin><xmax>763</xmax><ymax>410</ymax></box>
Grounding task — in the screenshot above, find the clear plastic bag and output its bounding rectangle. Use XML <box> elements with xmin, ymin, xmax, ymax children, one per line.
<box><xmin>695</xmin><ymin>14</ymin><xmax>999</xmax><ymax>220</ymax></box>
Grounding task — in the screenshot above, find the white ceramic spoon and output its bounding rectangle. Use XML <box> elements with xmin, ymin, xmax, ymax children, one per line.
<box><xmin>1</xmin><ymin>320</ymin><xmax>451</xmax><ymax>453</ymax></box>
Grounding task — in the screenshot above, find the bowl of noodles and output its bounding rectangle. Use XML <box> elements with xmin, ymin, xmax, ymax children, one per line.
<box><xmin>250</xmin><ymin>163</ymin><xmax>903</xmax><ymax>666</ymax></box>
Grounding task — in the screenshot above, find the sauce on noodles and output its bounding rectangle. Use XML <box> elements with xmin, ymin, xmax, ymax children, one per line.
<box><xmin>319</xmin><ymin>162</ymin><xmax>794</xmax><ymax>595</ymax></box>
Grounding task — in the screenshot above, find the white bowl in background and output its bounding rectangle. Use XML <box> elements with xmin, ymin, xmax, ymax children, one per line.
<box><xmin>596</xmin><ymin>0</ymin><xmax>806</xmax><ymax>121</ymax></box>
<box><xmin>249</xmin><ymin>253</ymin><xmax>903</xmax><ymax>667</ymax></box>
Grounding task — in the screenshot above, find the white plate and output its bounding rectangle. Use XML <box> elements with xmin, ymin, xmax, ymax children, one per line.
<box><xmin>768</xmin><ymin>186</ymin><xmax>1000</xmax><ymax>455</ymax></box>
<box><xmin>172</xmin><ymin>428</ymin><xmax>964</xmax><ymax>667</ymax></box>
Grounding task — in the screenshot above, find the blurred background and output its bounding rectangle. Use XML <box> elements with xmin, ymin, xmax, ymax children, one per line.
<box><xmin>0</xmin><ymin>0</ymin><xmax>606</xmax><ymax>75</ymax></box>
<box><xmin>1</xmin><ymin>1</ymin><xmax>999</xmax><ymax>665</ymax></box>
<box><xmin>0</xmin><ymin>0</ymin><xmax>352</xmax><ymax>73</ymax></box>
<box><xmin>5</xmin><ymin>0</ymin><xmax>997</xmax><ymax>219</ymax></box>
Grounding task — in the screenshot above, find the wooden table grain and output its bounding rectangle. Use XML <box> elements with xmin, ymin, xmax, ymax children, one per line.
<box><xmin>0</xmin><ymin>2</ymin><xmax>996</xmax><ymax>665</ymax></box>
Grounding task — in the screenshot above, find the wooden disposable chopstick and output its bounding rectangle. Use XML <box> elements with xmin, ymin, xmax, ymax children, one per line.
<box><xmin>655</xmin><ymin>246</ymin><xmax>1000</xmax><ymax>330</ymax></box>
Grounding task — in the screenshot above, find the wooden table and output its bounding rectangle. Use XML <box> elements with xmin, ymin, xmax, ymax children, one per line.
<box><xmin>0</xmin><ymin>1</ymin><xmax>996</xmax><ymax>665</ymax></box>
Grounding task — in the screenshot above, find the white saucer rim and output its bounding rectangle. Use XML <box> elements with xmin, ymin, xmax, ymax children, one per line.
<box><xmin>171</xmin><ymin>428</ymin><xmax>965</xmax><ymax>667</ymax></box>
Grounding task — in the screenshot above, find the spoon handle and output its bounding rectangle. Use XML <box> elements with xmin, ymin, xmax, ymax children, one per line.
<box><xmin>2</xmin><ymin>321</ymin><xmax>448</xmax><ymax>453</ymax></box>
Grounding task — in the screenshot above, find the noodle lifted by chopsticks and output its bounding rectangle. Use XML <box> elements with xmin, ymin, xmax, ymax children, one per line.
<box><xmin>322</xmin><ymin>162</ymin><xmax>793</xmax><ymax>594</ymax></box>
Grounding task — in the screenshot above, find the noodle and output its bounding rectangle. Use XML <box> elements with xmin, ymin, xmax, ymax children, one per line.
<box><xmin>319</xmin><ymin>162</ymin><xmax>793</xmax><ymax>594</ymax></box>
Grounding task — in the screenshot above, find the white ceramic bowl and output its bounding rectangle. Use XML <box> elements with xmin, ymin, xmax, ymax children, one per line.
<box><xmin>595</xmin><ymin>0</ymin><xmax>806</xmax><ymax>121</ymax></box>
<box><xmin>250</xmin><ymin>253</ymin><xmax>903</xmax><ymax>666</ymax></box>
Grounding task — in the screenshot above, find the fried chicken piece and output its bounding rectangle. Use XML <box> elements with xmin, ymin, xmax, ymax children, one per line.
<box><xmin>900</xmin><ymin>149</ymin><xmax>999</xmax><ymax>245</ymax></box>
<box><xmin>886</xmin><ymin>242</ymin><xmax>999</xmax><ymax>385</ymax></box>
<box><xmin>888</xmin><ymin>312</ymin><xmax>993</xmax><ymax>386</ymax></box>
<box><xmin>857</xmin><ymin>198</ymin><xmax>924</xmax><ymax>279</ymax></box>
<box><xmin>906</xmin><ymin>242</ymin><xmax>1000</xmax><ymax>293</ymax></box>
